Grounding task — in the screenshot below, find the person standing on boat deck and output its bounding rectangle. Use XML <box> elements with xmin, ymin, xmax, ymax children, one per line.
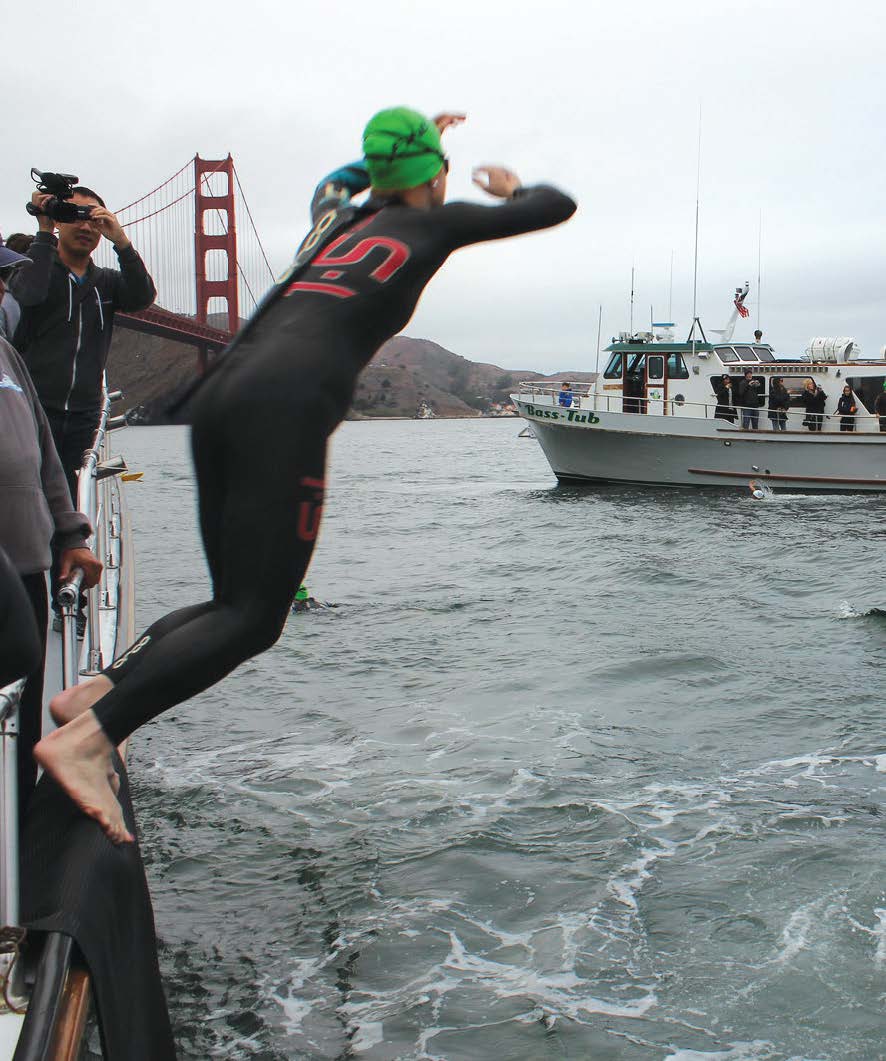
<box><xmin>713</xmin><ymin>374</ymin><xmax>737</xmax><ymax>423</ymax></box>
<box><xmin>9</xmin><ymin>186</ymin><xmax>155</xmax><ymax>633</ymax></box>
<box><xmin>36</xmin><ymin>107</ymin><xmax>578</xmax><ymax>843</ymax></box>
<box><xmin>874</xmin><ymin>383</ymin><xmax>886</xmax><ymax>432</ymax></box>
<box><xmin>837</xmin><ymin>385</ymin><xmax>857</xmax><ymax>432</ymax></box>
<box><xmin>767</xmin><ymin>377</ymin><xmax>790</xmax><ymax>431</ymax></box>
<box><xmin>800</xmin><ymin>378</ymin><xmax>827</xmax><ymax>431</ymax></box>
<box><xmin>558</xmin><ymin>381</ymin><xmax>574</xmax><ymax>407</ymax></box>
<box><xmin>0</xmin><ymin>330</ymin><xmax>101</xmax><ymax>821</ymax></box>
<box><xmin>736</xmin><ymin>368</ymin><xmax>762</xmax><ymax>429</ymax></box>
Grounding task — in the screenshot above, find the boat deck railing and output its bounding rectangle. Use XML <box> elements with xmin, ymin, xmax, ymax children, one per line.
<box><xmin>513</xmin><ymin>383</ymin><xmax>885</xmax><ymax>431</ymax></box>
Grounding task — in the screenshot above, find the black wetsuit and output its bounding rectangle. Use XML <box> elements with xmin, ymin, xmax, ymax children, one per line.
<box><xmin>93</xmin><ymin>166</ymin><xmax>576</xmax><ymax>745</ymax></box>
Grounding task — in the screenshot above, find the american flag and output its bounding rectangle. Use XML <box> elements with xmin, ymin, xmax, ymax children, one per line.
<box><xmin>734</xmin><ymin>289</ymin><xmax>750</xmax><ymax>318</ymax></box>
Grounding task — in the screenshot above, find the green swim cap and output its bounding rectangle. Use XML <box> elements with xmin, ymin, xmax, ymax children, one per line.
<box><xmin>363</xmin><ymin>107</ymin><xmax>444</xmax><ymax>191</ymax></box>
<box><xmin>295</xmin><ymin>585</ymin><xmax>308</xmax><ymax>602</ymax></box>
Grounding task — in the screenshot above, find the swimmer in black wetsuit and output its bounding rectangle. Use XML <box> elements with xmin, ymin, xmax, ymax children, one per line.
<box><xmin>38</xmin><ymin>107</ymin><xmax>577</xmax><ymax>842</ymax></box>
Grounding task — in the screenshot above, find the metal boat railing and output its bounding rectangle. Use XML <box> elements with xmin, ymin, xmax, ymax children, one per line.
<box><xmin>0</xmin><ymin>384</ymin><xmax>129</xmax><ymax>1030</ymax></box>
<box><xmin>514</xmin><ymin>383</ymin><xmax>884</xmax><ymax>430</ymax></box>
<box><xmin>66</xmin><ymin>388</ymin><xmax>128</xmax><ymax>676</ymax></box>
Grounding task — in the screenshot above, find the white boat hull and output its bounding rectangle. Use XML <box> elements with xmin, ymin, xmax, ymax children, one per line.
<box><xmin>514</xmin><ymin>402</ymin><xmax>886</xmax><ymax>491</ymax></box>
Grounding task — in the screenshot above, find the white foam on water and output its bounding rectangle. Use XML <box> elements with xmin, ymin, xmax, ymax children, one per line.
<box><xmin>875</xmin><ymin>754</ymin><xmax>886</xmax><ymax>773</ymax></box>
<box><xmin>846</xmin><ymin>907</ymin><xmax>886</xmax><ymax>966</ymax></box>
<box><xmin>441</xmin><ymin>930</ymin><xmax>657</xmax><ymax>1021</ymax></box>
<box><xmin>349</xmin><ymin>1021</ymin><xmax>384</xmax><ymax>1053</ymax></box>
<box><xmin>277</xmin><ymin>955</ymin><xmax>327</xmax><ymax>1034</ymax></box>
<box><xmin>663</xmin><ymin>1044</ymin><xmax>775</xmax><ymax>1061</ymax></box>
<box><xmin>875</xmin><ymin>908</ymin><xmax>886</xmax><ymax>965</ymax></box>
<box><xmin>836</xmin><ymin>599</ymin><xmax>862</xmax><ymax>619</ymax></box>
<box><xmin>775</xmin><ymin>904</ymin><xmax>816</xmax><ymax>965</ymax></box>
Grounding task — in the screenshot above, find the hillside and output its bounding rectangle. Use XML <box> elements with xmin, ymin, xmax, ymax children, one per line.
<box><xmin>105</xmin><ymin>328</ymin><xmax>596</xmax><ymax>423</ymax></box>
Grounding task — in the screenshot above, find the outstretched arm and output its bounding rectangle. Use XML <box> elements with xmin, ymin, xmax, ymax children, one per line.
<box><xmin>439</xmin><ymin>166</ymin><xmax>577</xmax><ymax>249</ymax></box>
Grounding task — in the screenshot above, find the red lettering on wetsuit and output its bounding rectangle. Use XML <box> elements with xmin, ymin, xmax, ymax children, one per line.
<box><xmin>296</xmin><ymin>477</ymin><xmax>325</xmax><ymax>541</ymax></box>
<box><xmin>284</xmin><ymin>224</ymin><xmax>411</xmax><ymax>300</ymax></box>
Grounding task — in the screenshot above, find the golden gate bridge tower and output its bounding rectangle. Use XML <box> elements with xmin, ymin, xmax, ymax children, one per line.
<box><xmin>94</xmin><ymin>154</ymin><xmax>275</xmax><ymax>372</ymax></box>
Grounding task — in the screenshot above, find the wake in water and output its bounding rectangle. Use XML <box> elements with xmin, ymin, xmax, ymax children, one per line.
<box><xmin>836</xmin><ymin>599</ymin><xmax>886</xmax><ymax>619</ymax></box>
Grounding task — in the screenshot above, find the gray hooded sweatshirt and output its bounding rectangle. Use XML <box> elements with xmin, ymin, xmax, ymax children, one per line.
<box><xmin>0</xmin><ymin>336</ymin><xmax>90</xmax><ymax>574</ymax></box>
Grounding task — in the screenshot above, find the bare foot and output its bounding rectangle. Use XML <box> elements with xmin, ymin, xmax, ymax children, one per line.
<box><xmin>50</xmin><ymin>675</ymin><xmax>114</xmax><ymax>726</ymax></box>
<box><xmin>34</xmin><ymin>711</ymin><xmax>134</xmax><ymax>844</ymax></box>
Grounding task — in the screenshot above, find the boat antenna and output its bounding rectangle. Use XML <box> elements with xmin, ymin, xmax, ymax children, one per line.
<box><xmin>756</xmin><ymin>209</ymin><xmax>762</xmax><ymax>331</ymax></box>
<box><xmin>594</xmin><ymin>304</ymin><xmax>603</xmax><ymax>376</ymax></box>
<box><xmin>629</xmin><ymin>265</ymin><xmax>635</xmax><ymax>334</ymax></box>
<box><xmin>690</xmin><ymin>104</ymin><xmax>702</xmax><ymax>354</ymax></box>
<box><xmin>668</xmin><ymin>249</ymin><xmax>674</xmax><ymax>321</ymax></box>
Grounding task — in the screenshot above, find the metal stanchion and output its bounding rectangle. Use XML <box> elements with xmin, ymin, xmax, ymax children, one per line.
<box><xmin>0</xmin><ymin>680</ymin><xmax>26</xmax><ymax>1008</ymax></box>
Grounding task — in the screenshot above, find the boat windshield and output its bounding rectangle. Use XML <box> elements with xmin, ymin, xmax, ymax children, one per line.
<box><xmin>717</xmin><ymin>348</ymin><xmax>739</xmax><ymax>363</ymax></box>
<box><xmin>734</xmin><ymin>346</ymin><xmax>759</xmax><ymax>361</ymax></box>
<box><xmin>755</xmin><ymin>346</ymin><xmax>775</xmax><ymax>362</ymax></box>
<box><xmin>604</xmin><ymin>352</ymin><xmax>623</xmax><ymax>378</ymax></box>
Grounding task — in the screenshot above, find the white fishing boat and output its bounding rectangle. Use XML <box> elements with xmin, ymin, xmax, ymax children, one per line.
<box><xmin>0</xmin><ymin>387</ymin><xmax>143</xmax><ymax>1058</ymax></box>
<box><xmin>512</xmin><ymin>294</ymin><xmax>886</xmax><ymax>491</ymax></box>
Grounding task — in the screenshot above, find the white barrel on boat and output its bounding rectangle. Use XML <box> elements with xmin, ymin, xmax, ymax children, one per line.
<box><xmin>806</xmin><ymin>336</ymin><xmax>858</xmax><ymax>362</ymax></box>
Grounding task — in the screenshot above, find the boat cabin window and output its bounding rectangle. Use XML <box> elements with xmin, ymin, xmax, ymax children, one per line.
<box><xmin>667</xmin><ymin>353</ymin><xmax>689</xmax><ymax>379</ymax></box>
<box><xmin>647</xmin><ymin>355</ymin><xmax>665</xmax><ymax>381</ymax></box>
<box><xmin>604</xmin><ymin>352</ymin><xmax>623</xmax><ymax>379</ymax></box>
<box><xmin>734</xmin><ymin>346</ymin><xmax>758</xmax><ymax>361</ymax></box>
<box><xmin>717</xmin><ymin>347</ymin><xmax>739</xmax><ymax>363</ymax></box>
<box><xmin>846</xmin><ymin>376</ymin><xmax>885</xmax><ymax>413</ymax></box>
<box><xmin>754</xmin><ymin>346</ymin><xmax>775</xmax><ymax>362</ymax></box>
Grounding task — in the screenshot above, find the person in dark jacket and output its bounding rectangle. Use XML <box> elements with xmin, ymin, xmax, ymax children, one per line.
<box><xmin>10</xmin><ymin>186</ymin><xmax>155</xmax><ymax>498</ymax></box>
<box><xmin>10</xmin><ymin>185</ymin><xmax>154</xmax><ymax>621</ymax></box>
<box><xmin>735</xmin><ymin>369</ymin><xmax>762</xmax><ymax>429</ymax></box>
<box><xmin>801</xmin><ymin>378</ymin><xmax>827</xmax><ymax>431</ymax></box>
<box><xmin>874</xmin><ymin>383</ymin><xmax>886</xmax><ymax>432</ymax></box>
<box><xmin>837</xmin><ymin>385</ymin><xmax>857</xmax><ymax>432</ymax></box>
<box><xmin>713</xmin><ymin>374</ymin><xmax>737</xmax><ymax>422</ymax></box>
<box><xmin>767</xmin><ymin>376</ymin><xmax>791</xmax><ymax>431</ymax></box>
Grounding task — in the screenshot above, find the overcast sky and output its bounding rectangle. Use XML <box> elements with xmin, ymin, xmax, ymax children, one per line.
<box><xmin>4</xmin><ymin>0</ymin><xmax>885</xmax><ymax>373</ymax></box>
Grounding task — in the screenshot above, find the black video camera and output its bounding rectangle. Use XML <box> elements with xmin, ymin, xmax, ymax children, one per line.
<box><xmin>25</xmin><ymin>168</ymin><xmax>94</xmax><ymax>223</ymax></box>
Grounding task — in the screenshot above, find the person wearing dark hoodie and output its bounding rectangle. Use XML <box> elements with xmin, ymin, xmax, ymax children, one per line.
<box><xmin>10</xmin><ymin>185</ymin><xmax>155</xmax><ymax>624</ymax></box>
<box><xmin>10</xmin><ymin>186</ymin><xmax>155</xmax><ymax>496</ymax></box>
<box><xmin>767</xmin><ymin>376</ymin><xmax>791</xmax><ymax>431</ymax></box>
<box><xmin>713</xmin><ymin>374</ymin><xmax>737</xmax><ymax>422</ymax></box>
<box><xmin>836</xmin><ymin>384</ymin><xmax>857</xmax><ymax>432</ymax></box>
<box><xmin>39</xmin><ymin>107</ymin><xmax>577</xmax><ymax>844</ymax></box>
<box><xmin>801</xmin><ymin>378</ymin><xmax>827</xmax><ymax>431</ymax></box>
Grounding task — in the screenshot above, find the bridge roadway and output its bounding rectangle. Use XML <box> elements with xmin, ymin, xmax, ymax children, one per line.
<box><xmin>117</xmin><ymin>306</ymin><xmax>233</xmax><ymax>370</ymax></box>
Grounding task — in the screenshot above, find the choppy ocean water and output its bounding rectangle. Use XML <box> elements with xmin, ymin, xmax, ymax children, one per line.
<box><xmin>117</xmin><ymin>419</ymin><xmax>885</xmax><ymax>1061</ymax></box>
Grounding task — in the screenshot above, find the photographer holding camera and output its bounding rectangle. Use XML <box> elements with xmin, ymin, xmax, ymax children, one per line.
<box><xmin>10</xmin><ymin>174</ymin><xmax>155</xmax><ymax>629</ymax></box>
